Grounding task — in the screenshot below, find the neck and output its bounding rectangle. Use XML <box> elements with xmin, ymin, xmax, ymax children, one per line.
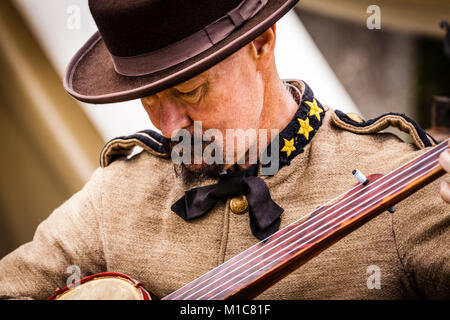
<box><xmin>259</xmin><ymin>71</ymin><xmax>300</xmax><ymax>135</ymax></box>
<box><xmin>235</xmin><ymin>72</ymin><xmax>300</xmax><ymax>171</ymax></box>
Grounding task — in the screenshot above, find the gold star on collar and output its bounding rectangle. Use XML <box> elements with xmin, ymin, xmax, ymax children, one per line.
<box><xmin>305</xmin><ymin>99</ymin><xmax>324</xmax><ymax>121</ymax></box>
<box><xmin>281</xmin><ymin>138</ymin><xmax>296</xmax><ymax>157</ymax></box>
<box><xmin>297</xmin><ymin>117</ymin><xmax>314</xmax><ymax>140</ymax></box>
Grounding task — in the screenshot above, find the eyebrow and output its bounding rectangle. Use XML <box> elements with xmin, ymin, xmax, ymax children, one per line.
<box><xmin>173</xmin><ymin>74</ymin><xmax>208</xmax><ymax>91</ymax></box>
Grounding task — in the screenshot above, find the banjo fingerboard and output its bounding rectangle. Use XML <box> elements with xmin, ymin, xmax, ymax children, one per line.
<box><xmin>163</xmin><ymin>139</ymin><xmax>448</xmax><ymax>300</ymax></box>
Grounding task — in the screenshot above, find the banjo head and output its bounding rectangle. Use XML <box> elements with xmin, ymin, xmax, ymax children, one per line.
<box><xmin>48</xmin><ymin>272</ymin><xmax>151</xmax><ymax>300</ymax></box>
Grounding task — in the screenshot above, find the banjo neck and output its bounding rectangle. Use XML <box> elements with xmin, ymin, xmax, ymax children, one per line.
<box><xmin>163</xmin><ymin>139</ymin><xmax>449</xmax><ymax>300</ymax></box>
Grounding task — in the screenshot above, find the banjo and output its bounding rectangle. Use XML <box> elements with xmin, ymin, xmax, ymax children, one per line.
<box><xmin>49</xmin><ymin>139</ymin><xmax>449</xmax><ymax>300</ymax></box>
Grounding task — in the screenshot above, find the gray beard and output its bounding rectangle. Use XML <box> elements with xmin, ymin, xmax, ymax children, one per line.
<box><xmin>173</xmin><ymin>162</ymin><xmax>224</xmax><ymax>185</ymax></box>
<box><xmin>167</xmin><ymin>137</ymin><xmax>224</xmax><ymax>184</ymax></box>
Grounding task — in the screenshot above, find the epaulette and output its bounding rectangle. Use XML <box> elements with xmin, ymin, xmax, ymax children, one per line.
<box><xmin>330</xmin><ymin>109</ymin><xmax>437</xmax><ymax>149</ymax></box>
<box><xmin>100</xmin><ymin>129</ymin><xmax>169</xmax><ymax>168</ymax></box>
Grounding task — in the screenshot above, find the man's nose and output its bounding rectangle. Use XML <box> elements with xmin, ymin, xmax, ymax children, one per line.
<box><xmin>159</xmin><ymin>99</ymin><xmax>192</xmax><ymax>138</ymax></box>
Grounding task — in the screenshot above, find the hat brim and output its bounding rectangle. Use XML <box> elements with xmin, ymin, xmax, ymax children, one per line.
<box><xmin>64</xmin><ymin>0</ymin><xmax>299</xmax><ymax>104</ymax></box>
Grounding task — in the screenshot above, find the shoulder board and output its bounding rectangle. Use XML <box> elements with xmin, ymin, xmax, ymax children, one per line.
<box><xmin>100</xmin><ymin>130</ymin><xmax>169</xmax><ymax>168</ymax></box>
<box><xmin>330</xmin><ymin>109</ymin><xmax>437</xmax><ymax>149</ymax></box>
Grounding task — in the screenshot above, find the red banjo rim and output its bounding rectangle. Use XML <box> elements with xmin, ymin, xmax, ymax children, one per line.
<box><xmin>47</xmin><ymin>272</ymin><xmax>151</xmax><ymax>300</ymax></box>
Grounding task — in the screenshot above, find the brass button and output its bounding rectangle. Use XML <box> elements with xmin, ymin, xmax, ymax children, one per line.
<box><xmin>346</xmin><ymin>112</ymin><xmax>364</xmax><ymax>123</ymax></box>
<box><xmin>230</xmin><ymin>195</ymin><xmax>249</xmax><ymax>214</ymax></box>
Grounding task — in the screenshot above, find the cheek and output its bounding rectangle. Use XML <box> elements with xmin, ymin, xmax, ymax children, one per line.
<box><xmin>188</xmin><ymin>51</ymin><xmax>263</xmax><ymax>130</ymax></box>
<box><xmin>212</xmin><ymin>74</ymin><xmax>263</xmax><ymax>129</ymax></box>
<box><xmin>223</xmin><ymin>83</ymin><xmax>263</xmax><ymax>129</ymax></box>
<box><xmin>196</xmin><ymin>90</ymin><xmax>261</xmax><ymax>132</ymax></box>
<box><xmin>232</xmin><ymin>64</ymin><xmax>263</xmax><ymax>125</ymax></box>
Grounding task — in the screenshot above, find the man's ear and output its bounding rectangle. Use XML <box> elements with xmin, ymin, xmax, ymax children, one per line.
<box><xmin>250</xmin><ymin>24</ymin><xmax>276</xmax><ymax>63</ymax></box>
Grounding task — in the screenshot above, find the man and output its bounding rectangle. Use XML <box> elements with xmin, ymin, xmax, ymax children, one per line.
<box><xmin>0</xmin><ymin>0</ymin><xmax>449</xmax><ymax>299</ymax></box>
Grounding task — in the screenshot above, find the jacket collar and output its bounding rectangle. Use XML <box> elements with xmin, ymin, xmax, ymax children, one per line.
<box><xmin>262</xmin><ymin>80</ymin><xmax>326</xmax><ymax>175</ymax></box>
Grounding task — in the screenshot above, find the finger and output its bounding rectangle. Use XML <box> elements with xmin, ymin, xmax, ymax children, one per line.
<box><xmin>439</xmin><ymin>149</ymin><xmax>450</xmax><ymax>174</ymax></box>
<box><xmin>440</xmin><ymin>181</ymin><xmax>450</xmax><ymax>203</ymax></box>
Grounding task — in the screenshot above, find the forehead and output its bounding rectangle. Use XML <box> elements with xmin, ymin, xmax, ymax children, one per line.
<box><xmin>176</xmin><ymin>46</ymin><xmax>247</xmax><ymax>87</ymax></box>
<box><xmin>142</xmin><ymin>45</ymin><xmax>247</xmax><ymax>99</ymax></box>
<box><xmin>174</xmin><ymin>72</ymin><xmax>209</xmax><ymax>89</ymax></box>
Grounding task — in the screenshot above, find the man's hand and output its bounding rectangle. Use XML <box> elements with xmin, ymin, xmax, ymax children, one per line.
<box><xmin>439</xmin><ymin>140</ymin><xmax>450</xmax><ymax>203</ymax></box>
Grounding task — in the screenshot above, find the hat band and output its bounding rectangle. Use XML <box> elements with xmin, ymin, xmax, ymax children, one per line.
<box><xmin>110</xmin><ymin>0</ymin><xmax>268</xmax><ymax>77</ymax></box>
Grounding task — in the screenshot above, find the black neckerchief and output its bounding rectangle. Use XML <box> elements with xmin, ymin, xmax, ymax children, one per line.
<box><xmin>171</xmin><ymin>81</ymin><xmax>326</xmax><ymax>240</ymax></box>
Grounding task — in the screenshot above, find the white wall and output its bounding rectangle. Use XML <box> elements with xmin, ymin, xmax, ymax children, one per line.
<box><xmin>276</xmin><ymin>12</ymin><xmax>358</xmax><ymax>114</ymax></box>
<box><xmin>13</xmin><ymin>0</ymin><xmax>359</xmax><ymax>141</ymax></box>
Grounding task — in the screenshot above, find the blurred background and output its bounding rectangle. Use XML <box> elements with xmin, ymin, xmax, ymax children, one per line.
<box><xmin>0</xmin><ymin>0</ymin><xmax>449</xmax><ymax>257</ymax></box>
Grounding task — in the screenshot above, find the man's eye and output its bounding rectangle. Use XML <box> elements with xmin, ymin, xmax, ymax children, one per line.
<box><xmin>176</xmin><ymin>86</ymin><xmax>205</xmax><ymax>103</ymax></box>
<box><xmin>179</xmin><ymin>88</ymin><xmax>200</xmax><ymax>97</ymax></box>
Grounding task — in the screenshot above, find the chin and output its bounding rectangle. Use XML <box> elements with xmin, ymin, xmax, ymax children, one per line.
<box><xmin>184</xmin><ymin>163</ymin><xmax>209</xmax><ymax>173</ymax></box>
<box><xmin>174</xmin><ymin>162</ymin><xmax>223</xmax><ymax>184</ymax></box>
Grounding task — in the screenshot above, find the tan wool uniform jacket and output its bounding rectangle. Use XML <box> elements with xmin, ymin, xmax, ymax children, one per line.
<box><xmin>0</xmin><ymin>80</ymin><xmax>448</xmax><ymax>300</ymax></box>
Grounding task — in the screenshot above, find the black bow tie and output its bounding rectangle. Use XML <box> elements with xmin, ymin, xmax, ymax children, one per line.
<box><xmin>171</xmin><ymin>164</ymin><xmax>284</xmax><ymax>240</ymax></box>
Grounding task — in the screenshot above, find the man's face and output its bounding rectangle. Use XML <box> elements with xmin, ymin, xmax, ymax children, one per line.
<box><xmin>141</xmin><ymin>44</ymin><xmax>265</xmax><ymax>178</ymax></box>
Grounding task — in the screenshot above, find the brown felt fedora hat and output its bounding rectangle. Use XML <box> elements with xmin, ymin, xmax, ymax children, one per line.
<box><xmin>64</xmin><ymin>0</ymin><xmax>300</xmax><ymax>104</ymax></box>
